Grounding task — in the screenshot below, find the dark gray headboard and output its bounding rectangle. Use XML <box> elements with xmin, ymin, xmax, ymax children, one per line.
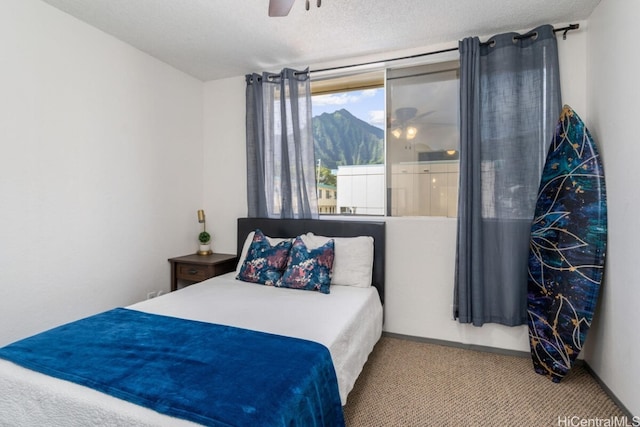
<box><xmin>237</xmin><ymin>218</ymin><xmax>385</xmax><ymax>304</ymax></box>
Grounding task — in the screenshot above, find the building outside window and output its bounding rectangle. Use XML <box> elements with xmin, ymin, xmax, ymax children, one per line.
<box><xmin>317</xmin><ymin>182</ymin><xmax>337</xmax><ymax>214</ymax></box>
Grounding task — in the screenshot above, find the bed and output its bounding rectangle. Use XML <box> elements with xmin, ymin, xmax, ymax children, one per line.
<box><xmin>0</xmin><ymin>218</ymin><xmax>385</xmax><ymax>426</ymax></box>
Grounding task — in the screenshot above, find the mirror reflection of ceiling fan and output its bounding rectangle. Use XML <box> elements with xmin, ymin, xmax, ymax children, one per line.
<box><xmin>390</xmin><ymin>107</ymin><xmax>435</xmax><ymax>140</ymax></box>
<box><xmin>269</xmin><ymin>0</ymin><xmax>322</xmax><ymax>16</ymax></box>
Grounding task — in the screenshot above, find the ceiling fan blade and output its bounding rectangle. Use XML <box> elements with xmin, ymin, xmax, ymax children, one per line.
<box><xmin>415</xmin><ymin>111</ymin><xmax>436</xmax><ymax>119</ymax></box>
<box><xmin>407</xmin><ymin>111</ymin><xmax>437</xmax><ymax>124</ymax></box>
<box><xmin>269</xmin><ymin>0</ymin><xmax>296</xmax><ymax>16</ymax></box>
<box><xmin>393</xmin><ymin>107</ymin><xmax>418</xmax><ymax>123</ymax></box>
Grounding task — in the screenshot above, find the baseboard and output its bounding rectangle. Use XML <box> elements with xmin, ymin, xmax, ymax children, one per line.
<box><xmin>382</xmin><ymin>331</ymin><xmax>530</xmax><ymax>358</ymax></box>
<box><xmin>382</xmin><ymin>332</ymin><xmax>636</xmax><ymax>419</ymax></box>
<box><xmin>581</xmin><ymin>362</ymin><xmax>635</xmax><ymax>419</ymax></box>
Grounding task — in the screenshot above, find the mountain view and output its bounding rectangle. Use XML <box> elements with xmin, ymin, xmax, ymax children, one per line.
<box><xmin>312</xmin><ymin>109</ymin><xmax>384</xmax><ymax>170</ymax></box>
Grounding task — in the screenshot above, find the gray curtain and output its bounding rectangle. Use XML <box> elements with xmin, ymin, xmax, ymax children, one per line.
<box><xmin>454</xmin><ymin>25</ymin><xmax>561</xmax><ymax>326</ymax></box>
<box><xmin>245</xmin><ymin>68</ymin><xmax>318</xmax><ymax>219</ymax></box>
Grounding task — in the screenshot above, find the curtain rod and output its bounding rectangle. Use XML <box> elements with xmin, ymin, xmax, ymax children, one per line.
<box><xmin>304</xmin><ymin>23</ymin><xmax>579</xmax><ymax>76</ymax></box>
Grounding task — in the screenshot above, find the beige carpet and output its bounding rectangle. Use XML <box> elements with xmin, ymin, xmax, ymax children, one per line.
<box><xmin>343</xmin><ymin>336</ymin><xmax>626</xmax><ymax>426</ymax></box>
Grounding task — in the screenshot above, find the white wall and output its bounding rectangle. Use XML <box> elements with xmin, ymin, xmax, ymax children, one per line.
<box><xmin>0</xmin><ymin>0</ymin><xmax>204</xmax><ymax>346</ymax></box>
<box><xmin>584</xmin><ymin>0</ymin><xmax>640</xmax><ymax>417</ymax></box>
<box><xmin>202</xmin><ymin>77</ymin><xmax>248</xmax><ymax>254</ymax></box>
<box><xmin>202</xmin><ymin>24</ymin><xmax>589</xmax><ymax>354</ymax></box>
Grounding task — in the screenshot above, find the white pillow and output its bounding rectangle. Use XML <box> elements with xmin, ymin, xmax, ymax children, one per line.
<box><xmin>235</xmin><ymin>231</ymin><xmax>292</xmax><ymax>276</ymax></box>
<box><xmin>301</xmin><ymin>233</ymin><xmax>374</xmax><ymax>288</ymax></box>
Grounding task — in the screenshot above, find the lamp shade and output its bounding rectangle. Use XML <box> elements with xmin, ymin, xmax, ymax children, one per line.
<box><xmin>197</xmin><ymin>209</ymin><xmax>205</xmax><ymax>223</ymax></box>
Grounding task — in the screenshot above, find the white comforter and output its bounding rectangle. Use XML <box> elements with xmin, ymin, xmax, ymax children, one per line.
<box><xmin>0</xmin><ymin>273</ymin><xmax>383</xmax><ymax>426</ymax></box>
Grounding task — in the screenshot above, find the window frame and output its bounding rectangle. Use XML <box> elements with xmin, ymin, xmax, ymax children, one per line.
<box><xmin>310</xmin><ymin>58</ymin><xmax>460</xmax><ymax>218</ymax></box>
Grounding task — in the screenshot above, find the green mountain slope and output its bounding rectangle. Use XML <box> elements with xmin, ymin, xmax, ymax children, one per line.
<box><xmin>312</xmin><ymin>109</ymin><xmax>384</xmax><ymax>170</ymax></box>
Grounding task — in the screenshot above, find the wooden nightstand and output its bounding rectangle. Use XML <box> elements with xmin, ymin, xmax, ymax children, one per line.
<box><xmin>168</xmin><ymin>253</ymin><xmax>238</xmax><ymax>291</ymax></box>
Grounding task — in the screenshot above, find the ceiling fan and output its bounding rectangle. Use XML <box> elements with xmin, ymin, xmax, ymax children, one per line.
<box><xmin>390</xmin><ymin>107</ymin><xmax>435</xmax><ymax>140</ymax></box>
<box><xmin>269</xmin><ymin>0</ymin><xmax>321</xmax><ymax>17</ymax></box>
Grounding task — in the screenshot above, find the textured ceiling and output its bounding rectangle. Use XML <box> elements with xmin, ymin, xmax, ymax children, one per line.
<box><xmin>40</xmin><ymin>0</ymin><xmax>601</xmax><ymax>81</ymax></box>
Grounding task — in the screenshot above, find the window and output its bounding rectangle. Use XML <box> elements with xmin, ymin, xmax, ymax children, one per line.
<box><xmin>311</xmin><ymin>62</ymin><xmax>459</xmax><ymax>217</ymax></box>
<box><xmin>387</xmin><ymin>61</ymin><xmax>460</xmax><ymax>217</ymax></box>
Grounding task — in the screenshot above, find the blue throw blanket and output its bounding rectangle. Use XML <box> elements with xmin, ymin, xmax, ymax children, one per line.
<box><xmin>0</xmin><ymin>308</ymin><xmax>345</xmax><ymax>426</ymax></box>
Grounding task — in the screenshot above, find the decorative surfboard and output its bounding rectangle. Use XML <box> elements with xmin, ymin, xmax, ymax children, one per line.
<box><xmin>527</xmin><ymin>105</ymin><xmax>607</xmax><ymax>382</ymax></box>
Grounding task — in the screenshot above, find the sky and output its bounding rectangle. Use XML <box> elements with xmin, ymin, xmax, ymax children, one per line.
<box><xmin>312</xmin><ymin>88</ymin><xmax>385</xmax><ymax>130</ymax></box>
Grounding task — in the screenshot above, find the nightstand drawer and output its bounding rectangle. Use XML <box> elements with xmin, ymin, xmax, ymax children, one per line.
<box><xmin>176</xmin><ymin>263</ymin><xmax>214</xmax><ymax>282</ymax></box>
<box><xmin>169</xmin><ymin>253</ymin><xmax>238</xmax><ymax>292</ymax></box>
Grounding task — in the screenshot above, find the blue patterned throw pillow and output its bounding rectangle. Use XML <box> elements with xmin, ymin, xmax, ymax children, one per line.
<box><xmin>277</xmin><ymin>237</ymin><xmax>335</xmax><ymax>294</ymax></box>
<box><xmin>236</xmin><ymin>229</ymin><xmax>292</xmax><ymax>286</ymax></box>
